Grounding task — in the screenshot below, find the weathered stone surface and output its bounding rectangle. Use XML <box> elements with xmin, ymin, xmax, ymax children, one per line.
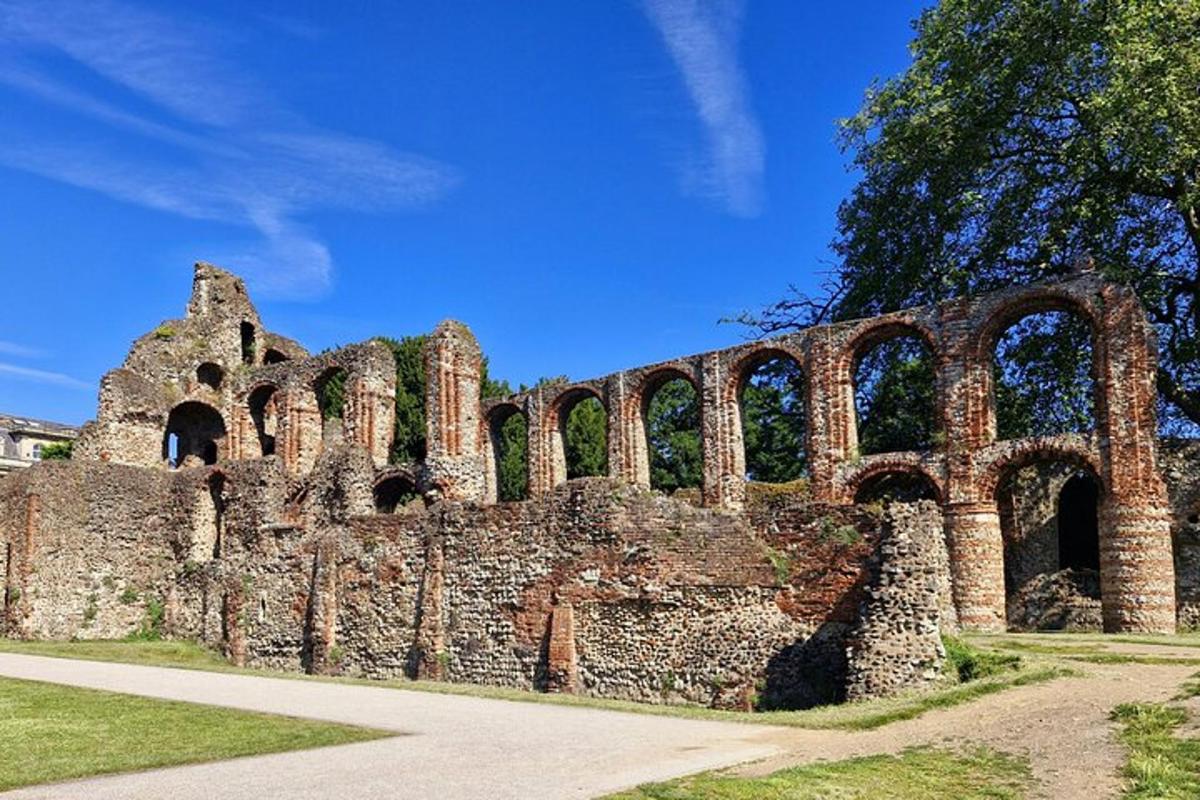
<box><xmin>0</xmin><ymin>261</ymin><xmax>1193</xmax><ymax>712</ymax></box>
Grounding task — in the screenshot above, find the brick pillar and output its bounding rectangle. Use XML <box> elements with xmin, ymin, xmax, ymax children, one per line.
<box><xmin>424</xmin><ymin>321</ymin><xmax>486</xmax><ymax>502</ymax></box>
<box><xmin>700</xmin><ymin>352</ymin><xmax>744</xmax><ymax>508</ymax></box>
<box><xmin>410</xmin><ymin>534</ymin><xmax>447</xmax><ymax>680</ymax></box>
<box><xmin>526</xmin><ymin>391</ymin><xmax>551</xmax><ymax>499</ymax></box>
<box><xmin>806</xmin><ymin>330</ymin><xmax>848</xmax><ymax>503</ymax></box>
<box><xmin>544</xmin><ymin>601</ymin><xmax>578</xmax><ymax>694</ymax></box>
<box><xmin>608</xmin><ymin>372</ymin><xmax>648</xmax><ymax>487</ymax></box>
<box><xmin>1097</xmin><ymin>285</ymin><xmax>1175</xmax><ymax>633</ymax></box>
<box><xmin>939</xmin><ymin>313</ymin><xmax>1006</xmax><ymax>631</ymax></box>
<box><xmin>943</xmin><ymin>501</ymin><xmax>1006</xmax><ymax>631</ymax></box>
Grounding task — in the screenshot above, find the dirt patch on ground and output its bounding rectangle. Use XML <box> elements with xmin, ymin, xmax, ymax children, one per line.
<box><xmin>739</xmin><ymin>642</ymin><xmax>1197</xmax><ymax>799</ymax></box>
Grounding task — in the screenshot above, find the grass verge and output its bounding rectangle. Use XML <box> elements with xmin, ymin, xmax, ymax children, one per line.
<box><xmin>603</xmin><ymin>746</ymin><xmax>1032</xmax><ymax>799</ymax></box>
<box><xmin>0</xmin><ymin>675</ymin><xmax>388</xmax><ymax>791</ymax></box>
<box><xmin>1112</xmin><ymin>702</ymin><xmax>1200</xmax><ymax>798</ymax></box>
<box><xmin>0</xmin><ymin>638</ymin><xmax>1069</xmax><ymax>731</ymax></box>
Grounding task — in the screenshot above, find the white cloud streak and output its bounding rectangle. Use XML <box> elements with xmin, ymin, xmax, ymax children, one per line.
<box><xmin>0</xmin><ymin>341</ymin><xmax>44</xmax><ymax>358</ymax></box>
<box><xmin>642</xmin><ymin>0</ymin><xmax>764</xmax><ymax>217</ymax></box>
<box><xmin>0</xmin><ymin>0</ymin><xmax>459</xmax><ymax>300</ymax></box>
<box><xmin>0</xmin><ymin>362</ymin><xmax>92</xmax><ymax>390</ymax></box>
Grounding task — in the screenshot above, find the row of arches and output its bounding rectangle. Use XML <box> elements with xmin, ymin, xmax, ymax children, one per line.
<box><xmin>482</xmin><ymin>301</ymin><xmax>1097</xmax><ymax>501</ymax></box>
<box><xmin>163</xmin><ymin>366</ymin><xmax>354</xmax><ymax>469</ymax></box>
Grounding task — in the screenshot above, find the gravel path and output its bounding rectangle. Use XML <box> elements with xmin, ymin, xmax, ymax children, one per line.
<box><xmin>0</xmin><ymin>653</ymin><xmax>785</xmax><ymax>800</ymax></box>
<box><xmin>0</xmin><ymin>641</ymin><xmax>1194</xmax><ymax>799</ymax></box>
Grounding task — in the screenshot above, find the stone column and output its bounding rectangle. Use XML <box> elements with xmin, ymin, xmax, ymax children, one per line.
<box><xmin>805</xmin><ymin>330</ymin><xmax>848</xmax><ymax>503</ymax></box>
<box><xmin>1096</xmin><ymin>285</ymin><xmax>1176</xmax><ymax>633</ymax></box>
<box><xmin>608</xmin><ymin>372</ymin><xmax>647</xmax><ymax>487</ymax></box>
<box><xmin>943</xmin><ymin>501</ymin><xmax>1007</xmax><ymax>631</ymax></box>
<box><xmin>424</xmin><ymin>321</ymin><xmax>486</xmax><ymax>502</ymax></box>
<box><xmin>526</xmin><ymin>391</ymin><xmax>551</xmax><ymax>499</ymax></box>
<box><xmin>700</xmin><ymin>352</ymin><xmax>744</xmax><ymax>508</ymax></box>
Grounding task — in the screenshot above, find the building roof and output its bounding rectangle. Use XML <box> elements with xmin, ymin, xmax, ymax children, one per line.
<box><xmin>0</xmin><ymin>413</ymin><xmax>80</xmax><ymax>438</ymax></box>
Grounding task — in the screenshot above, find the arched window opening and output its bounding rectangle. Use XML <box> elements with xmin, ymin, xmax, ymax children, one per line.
<box><xmin>992</xmin><ymin>310</ymin><xmax>1095</xmax><ymax>440</ymax></box>
<box><xmin>263</xmin><ymin>348</ymin><xmax>289</xmax><ymax>364</ymax></box>
<box><xmin>563</xmin><ymin>395</ymin><xmax>607</xmax><ymax>479</ymax></box>
<box><xmin>196</xmin><ymin>362</ymin><xmax>223</xmax><ymax>390</ymax></box>
<box><xmin>1058</xmin><ymin>473</ymin><xmax>1100</xmax><ymax>571</ymax></box>
<box><xmin>997</xmin><ymin>460</ymin><xmax>1102</xmax><ymax>631</ymax></box>
<box><xmin>853</xmin><ymin>334</ymin><xmax>937</xmax><ymax>455</ymax></box>
<box><xmin>645</xmin><ymin>376</ymin><xmax>701</xmax><ymax>493</ymax></box>
<box><xmin>489</xmin><ymin>406</ymin><xmax>528</xmax><ymax>501</ymax></box>
<box><xmin>374</xmin><ymin>475</ymin><xmax>421</xmax><ymax>513</ymax></box>
<box><xmin>853</xmin><ymin>471</ymin><xmax>938</xmax><ymax>504</ymax></box>
<box><xmin>315</xmin><ymin>367</ymin><xmax>348</xmax><ymax>422</ymax></box>
<box><xmin>240</xmin><ymin>322</ymin><xmax>256</xmax><ymax>365</ymax></box>
<box><xmin>163</xmin><ymin>402</ymin><xmax>226</xmax><ymax>469</ymax></box>
<box><xmin>248</xmin><ymin>385</ymin><xmax>279</xmax><ymax>457</ymax></box>
<box><xmin>739</xmin><ymin>354</ymin><xmax>807</xmax><ymax>483</ymax></box>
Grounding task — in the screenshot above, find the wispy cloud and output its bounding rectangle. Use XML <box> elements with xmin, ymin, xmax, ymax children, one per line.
<box><xmin>0</xmin><ymin>340</ymin><xmax>44</xmax><ymax>358</ymax></box>
<box><xmin>0</xmin><ymin>362</ymin><xmax>92</xmax><ymax>390</ymax></box>
<box><xmin>641</xmin><ymin>0</ymin><xmax>764</xmax><ymax>217</ymax></box>
<box><xmin>0</xmin><ymin>0</ymin><xmax>459</xmax><ymax>299</ymax></box>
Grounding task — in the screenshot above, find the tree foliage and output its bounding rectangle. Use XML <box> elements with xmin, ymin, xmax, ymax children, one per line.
<box><xmin>374</xmin><ymin>335</ymin><xmax>429</xmax><ymax>464</ymax></box>
<box><xmin>315</xmin><ymin>368</ymin><xmax>346</xmax><ymax>421</ymax></box>
<box><xmin>740</xmin><ymin>357</ymin><xmax>808</xmax><ymax>481</ymax></box>
<box><xmin>564</xmin><ymin>397</ymin><xmax>608</xmax><ymax>479</ymax></box>
<box><xmin>854</xmin><ymin>337</ymin><xmax>938</xmax><ymax>454</ymax></box>
<box><xmin>39</xmin><ymin>440</ymin><xmax>73</xmax><ymax>460</ymax></box>
<box><xmin>994</xmin><ymin>311</ymin><xmax>1095</xmax><ymax>438</ymax></box>
<box><xmin>647</xmin><ymin>378</ymin><xmax>702</xmax><ymax>492</ymax></box>
<box><xmin>742</xmin><ymin>0</ymin><xmax>1200</xmax><ymax>435</ymax></box>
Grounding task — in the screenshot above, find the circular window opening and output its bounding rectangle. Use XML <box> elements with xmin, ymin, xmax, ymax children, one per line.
<box><xmin>197</xmin><ymin>362</ymin><xmax>224</xmax><ymax>390</ymax></box>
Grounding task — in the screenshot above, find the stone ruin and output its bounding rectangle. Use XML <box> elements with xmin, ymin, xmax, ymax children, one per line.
<box><xmin>0</xmin><ymin>262</ymin><xmax>1192</xmax><ymax>708</ymax></box>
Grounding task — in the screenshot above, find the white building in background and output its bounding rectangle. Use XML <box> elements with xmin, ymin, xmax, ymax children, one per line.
<box><xmin>0</xmin><ymin>413</ymin><xmax>79</xmax><ymax>475</ymax></box>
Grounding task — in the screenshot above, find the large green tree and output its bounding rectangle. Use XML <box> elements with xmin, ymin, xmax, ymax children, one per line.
<box><xmin>647</xmin><ymin>378</ymin><xmax>703</xmax><ymax>492</ymax></box>
<box><xmin>748</xmin><ymin>0</ymin><xmax>1200</xmax><ymax>435</ymax></box>
<box><xmin>740</xmin><ymin>357</ymin><xmax>809</xmax><ymax>481</ymax></box>
<box><xmin>375</xmin><ymin>335</ymin><xmax>429</xmax><ymax>464</ymax></box>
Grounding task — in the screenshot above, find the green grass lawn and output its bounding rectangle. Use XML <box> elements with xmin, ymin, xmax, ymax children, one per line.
<box><xmin>1112</xmin><ymin>702</ymin><xmax>1200</xmax><ymax>798</ymax></box>
<box><xmin>0</xmin><ymin>637</ymin><xmax>1067</xmax><ymax>731</ymax></box>
<box><xmin>604</xmin><ymin>747</ymin><xmax>1032</xmax><ymax>799</ymax></box>
<box><xmin>0</xmin><ymin>676</ymin><xmax>390</xmax><ymax>791</ymax></box>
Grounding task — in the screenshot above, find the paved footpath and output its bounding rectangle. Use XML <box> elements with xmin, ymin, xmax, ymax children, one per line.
<box><xmin>0</xmin><ymin>653</ymin><xmax>786</xmax><ymax>800</ymax></box>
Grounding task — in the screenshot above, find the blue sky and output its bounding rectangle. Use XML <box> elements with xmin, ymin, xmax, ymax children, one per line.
<box><xmin>0</xmin><ymin>1</ymin><xmax>927</xmax><ymax>424</ymax></box>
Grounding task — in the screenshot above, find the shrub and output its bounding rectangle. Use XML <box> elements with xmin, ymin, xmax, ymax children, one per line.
<box><xmin>942</xmin><ymin>636</ymin><xmax>1020</xmax><ymax>682</ymax></box>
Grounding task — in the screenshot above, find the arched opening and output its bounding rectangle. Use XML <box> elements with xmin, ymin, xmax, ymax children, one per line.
<box><xmin>1058</xmin><ymin>474</ymin><xmax>1100</xmax><ymax>571</ymax></box>
<box><xmin>196</xmin><ymin>362</ymin><xmax>223</xmax><ymax>390</ymax></box>
<box><xmin>488</xmin><ymin>405</ymin><xmax>528</xmax><ymax>501</ymax></box>
<box><xmin>374</xmin><ymin>475</ymin><xmax>421</xmax><ymax>513</ymax></box>
<box><xmin>852</xmin><ymin>332</ymin><xmax>937</xmax><ymax>455</ymax></box>
<box><xmin>559</xmin><ymin>393</ymin><xmax>607</xmax><ymax>480</ymax></box>
<box><xmin>263</xmin><ymin>348</ymin><xmax>289</xmax><ymax>364</ymax></box>
<box><xmin>248</xmin><ymin>385</ymin><xmax>279</xmax><ymax>457</ymax></box>
<box><xmin>315</xmin><ymin>367</ymin><xmax>348</xmax><ymax>422</ymax></box>
<box><xmin>991</xmin><ymin>309</ymin><xmax>1096</xmax><ymax>440</ymax></box>
<box><xmin>738</xmin><ymin>353</ymin><xmax>807</xmax><ymax>483</ymax></box>
<box><xmin>996</xmin><ymin>458</ymin><xmax>1103</xmax><ymax>631</ymax></box>
<box><xmin>163</xmin><ymin>402</ymin><xmax>226</xmax><ymax>469</ymax></box>
<box><xmin>853</xmin><ymin>469</ymin><xmax>939</xmax><ymax>504</ymax></box>
<box><xmin>240</xmin><ymin>322</ymin><xmax>256</xmax><ymax>365</ymax></box>
<box><xmin>644</xmin><ymin>374</ymin><xmax>701</xmax><ymax>494</ymax></box>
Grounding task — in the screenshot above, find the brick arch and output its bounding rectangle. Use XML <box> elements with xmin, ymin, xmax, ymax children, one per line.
<box><xmin>245</xmin><ymin>381</ymin><xmax>281</xmax><ymax>458</ymax></box>
<box><xmin>844</xmin><ymin>459</ymin><xmax>944</xmax><ymax>504</ymax></box>
<box><xmin>629</xmin><ymin>365</ymin><xmax>701</xmax><ymax>492</ymax></box>
<box><xmin>484</xmin><ymin>401</ymin><xmax>530</xmax><ymax>502</ymax></box>
<box><xmin>978</xmin><ymin>440</ymin><xmax>1105</xmax><ymax>502</ymax></box>
<box><xmin>723</xmin><ymin>345</ymin><xmax>809</xmax><ymax>489</ymax></box>
<box><xmin>163</xmin><ymin>400</ymin><xmax>228</xmax><ymax>469</ymax></box>
<box><xmin>373</xmin><ymin>466</ymin><xmax>421</xmax><ymax>513</ymax></box>
<box><xmin>970</xmin><ymin>288</ymin><xmax>1102</xmax><ymax>361</ymax></box>
<box><xmin>838</xmin><ymin>318</ymin><xmax>943</xmax><ymax>455</ymax></box>
<box><xmin>545</xmin><ymin>384</ymin><xmax>607</xmax><ymax>486</ymax></box>
<box><xmin>723</xmin><ymin>345</ymin><xmax>807</xmax><ymax>406</ymax></box>
<box><xmin>971</xmin><ymin>289</ymin><xmax>1106</xmax><ymax>446</ymax></box>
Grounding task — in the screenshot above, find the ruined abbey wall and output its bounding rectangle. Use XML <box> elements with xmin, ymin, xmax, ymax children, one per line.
<box><xmin>0</xmin><ymin>260</ymin><xmax>1193</xmax><ymax>710</ymax></box>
